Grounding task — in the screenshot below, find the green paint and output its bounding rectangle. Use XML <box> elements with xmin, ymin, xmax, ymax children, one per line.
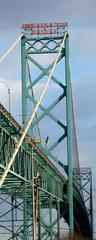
<box><xmin>65</xmin><ymin>34</ymin><xmax>74</xmax><ymax>233</ymax></box>
<box><xmin>21</xmin><ymin>36</ymin><xmax>27</xmax><ymax>125</ymax></box>
<box><xmin>21</xmin><ymin>34</ymin><xmax>66</xmax><ymax>171</ymax></box>
<box><xmin>23</xmin><ymin>182</ymin><xmax>29</xmax><ymax>240</ymax></box>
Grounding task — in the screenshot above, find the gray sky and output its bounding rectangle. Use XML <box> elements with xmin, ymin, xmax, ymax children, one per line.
<box><xmin>0</xmin><ymin>0</ymin><xmax>95</xmax><ymax>30</ymax></box>
<box><xmin>0</xmin><ymin>0</ymin><xmax>96</xmax><ymax>235</ymax></box>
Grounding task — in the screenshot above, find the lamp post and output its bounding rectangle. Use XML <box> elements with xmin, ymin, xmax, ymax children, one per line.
<box><xmin>0</xmin><ymin>80</ymin><xmax>10</xmax><ymax>112</ymax></box>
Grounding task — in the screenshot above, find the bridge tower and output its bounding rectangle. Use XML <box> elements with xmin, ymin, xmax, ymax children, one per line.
<box><xmin>21</xmin><ymin>22</ymin><xmax>74</xmax><ymax>236</ymax></box>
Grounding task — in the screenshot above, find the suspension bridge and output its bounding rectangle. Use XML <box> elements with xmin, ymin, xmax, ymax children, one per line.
<box><xmin>0</xmin><ymin>22</ymin><xmax>93</xmax><ymax>239</ymax></box>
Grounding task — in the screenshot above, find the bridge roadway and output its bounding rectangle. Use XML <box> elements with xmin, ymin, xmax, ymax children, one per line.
<box><xmin>0</xmin><ymin>103</ymin><xmax>92</xmax><ymax>238</ymax></box>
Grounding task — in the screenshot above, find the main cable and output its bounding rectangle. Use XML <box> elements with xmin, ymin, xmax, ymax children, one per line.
<box><xmin>0</xmin><ymin>31</ymin><xmax>68</xmax><ymax>188</ymax></box>
<box><xmin>0</xmin><ymin>33</ymin><xmax>23</xmax><ymax>63</ymax></box>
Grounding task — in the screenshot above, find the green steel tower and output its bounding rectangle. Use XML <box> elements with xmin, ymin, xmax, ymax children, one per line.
<box><xmin>21</xmin><ymin>22</ymin><xmax>74</xmax><ymax>234</ymax></box>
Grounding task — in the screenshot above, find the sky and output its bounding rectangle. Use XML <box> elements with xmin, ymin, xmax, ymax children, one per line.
<box><xmin>0</xmin><ymin>0</ymin><xmax>96</xmax><ymax>237</ymax></box>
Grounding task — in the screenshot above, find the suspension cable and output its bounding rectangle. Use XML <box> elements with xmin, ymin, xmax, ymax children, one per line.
<box><xmin>0</xmin><ymin>33</ymin><xmax>23</xmax><ymax>63</ymax></box>
<box><xmin>70</xmin><ymin>70</ymin><xmax>80</xmax><ymax>169</ymax></box>
<box><xmin>0</xmin><ymin>31</ymin><xmax>68</xmax><ymax>188</ymax></box>
<box><xmin>70</xmin><ymin>76</ymin><xmax>84</xmax><ymax>198</ymax></box>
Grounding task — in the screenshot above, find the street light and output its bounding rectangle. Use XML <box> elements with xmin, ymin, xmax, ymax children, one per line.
<box><xmin>0</xmin><ymin>80</ymin><xmax>10</xmax><ymax>112</ymax></box>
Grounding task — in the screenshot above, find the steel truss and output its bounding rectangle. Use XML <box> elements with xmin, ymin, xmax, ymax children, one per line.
<box><xmin>73</xmin><ymin>168</ymin><xmax>93</xmax><ymax>238</ymax></box>
<box><xmin>0</xmin><ymin>191</ymin><xmax>62</xmax><ymax>240</ymax></box>
<box><xmin>0</xmin><ymin>103</ymin><xmax>67</xmax><ymax>239</ymax></box>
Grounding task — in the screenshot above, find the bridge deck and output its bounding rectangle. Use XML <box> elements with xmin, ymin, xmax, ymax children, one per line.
<box><xmin>0</xmin><ymin>103</ymin><xmax>65</xmax><ymax>201</ymax></box>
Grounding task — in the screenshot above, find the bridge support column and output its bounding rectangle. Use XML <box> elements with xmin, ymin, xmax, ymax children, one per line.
<box><xmin>65</xmin><ymin>34</ymin><xmax>74</xmax><ymax>234</ymax></box>
<box><xmin>57</xmin><ymin>200</ymin><xmax>60</xmax><ymax>240</ymax></box>
<box><xmin>35</xmin><ymin>176</ymin><xmax>41</xmax><ymax>240</ymax></box>
<box><xmin>23</xmin><ymin>182</ymin><xmax>29</xmax><ymax>240</ymax></box>
<box><xmin>11</xmin><ymin>195</ymin><xmax>15</xmax><ymax>240</ymax></box>
<box><xmin>49</xmin><ymin>196</ymin><xmax>52</xmax><ymax>240</ymax></box>
<box><xmin>90</xmin><ymin>171</ymin><xmax>93</xmax><ymax>239</ymax></box>
<box><xmin>38</xmin><ymin>192</ymin><xmax>41</xmax><ymax>240</ymax></box>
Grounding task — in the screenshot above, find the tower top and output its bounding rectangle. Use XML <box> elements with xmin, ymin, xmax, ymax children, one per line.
<box><xmin>21</xmin><ymin>22</ymin><xmax>68</xmax><ymax>38</ymax></box>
